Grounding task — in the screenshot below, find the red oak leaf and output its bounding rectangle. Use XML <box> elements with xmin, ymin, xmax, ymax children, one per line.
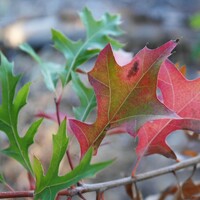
<box><xmin>159</xmin><ymin>60</ymin><xmax>200</xmax><ymax>118</ymax></box>
<box><xmin>69</xmin><ymin>41</ymin><xmax>178</xmax><ymax>157</ymax></box>
<box><xmin>134</xmin><ymin>60</ymin><xmax>200</xmax><ymax>173</ymax></box>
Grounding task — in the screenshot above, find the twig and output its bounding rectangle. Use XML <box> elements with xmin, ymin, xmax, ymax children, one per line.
<box><xmin>66</xmin><ymin>150</ymin><xmax>74</xmax><ymax>171</ymax></box>
<box><xmin>54</xmin><ymin>97</ymin><xmax>74</xmax><ymax>170</ymax></box>
<box><xmin>0</xmin><ymin>191</ymin><xmax>33</xmax><ymax>198</ymax></box>
<box><xmin>1</xmin><ymin>155</ymin><xmax>200</xmax><ymax>199</ymax></box>
<box><xmin>62</xmin><ymin>155</ymin><xmax>200</xmax><ymax>196</ymax></box>
<box><xmin>54</xmin><ymin>97</ymin><xmax>61</xmax><ymax>125</ymax></box>
<box><xmin>54</xmin><ymin>96</ymin><xmax>84</xmax><ymax>199</ymax></box>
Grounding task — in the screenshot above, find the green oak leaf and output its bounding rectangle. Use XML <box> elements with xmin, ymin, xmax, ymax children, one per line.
<box><xmin>52</xmin><ymin>7</ymin><xmax>123</xmax><ymax>84</ymax></box>
<box><xmin>0</xmin><ymin>53</ymin><xmax>43</xmax><ymax>174</ymax></box>
<box><xmin>72</xmin><ymin>72</ymin><xmax>96</xmax><ymax>121</ymax></box>
<box><xmin>19</xmin><ymin>43</ymin><xmax>64</xmax><ymax>91</ymax></box>
<box><xmin>33</xmin><ymin>119</ymin><xmax>112</xmax><ymax>200</ymax></box>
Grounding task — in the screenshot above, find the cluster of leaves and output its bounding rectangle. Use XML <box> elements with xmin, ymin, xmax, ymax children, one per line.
<box><xmin>0</xmin><ymin>7</ymin><xmax>200</xmax><ymax>200</ymax></box>
<box><xmin>0</xmin><ymin>52</ymin><xmax>112</xmax><ymax>199</ymax></box>
<box><xmin>0</xmin><ymin>8</ymin><xmax>122</xmax><ymax>199</ymax></box>
<box><xmin>68</xmin><ymin>38</ymin><xmax>200</xmax><ymax>175</ymax></box>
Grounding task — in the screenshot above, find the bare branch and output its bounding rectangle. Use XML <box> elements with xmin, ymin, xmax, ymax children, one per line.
<box><xmin>1</xmin><ymin>155</ymin><xmax>200</xmax><ymax>199</ymax></box>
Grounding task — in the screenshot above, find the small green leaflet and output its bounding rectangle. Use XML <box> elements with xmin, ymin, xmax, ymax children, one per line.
<box><xmin>0</xmin><ymin>173</ymin><xmax>7</xmax><ymax>188</ymax></box>
<box><xmin>19</xmin><ymin>43</ymin><xmax>64</xmax><ymax>91</ymax></box>
<box><xmin>0</xmin><ymin>53</ymin><xmax>43</xmax><ymax>174</ymax></box>
<box><xmin>33</xmin><ymin>120</ymin><xmax>112</xmax><ymax>200</ymax></box>
<box><xmin>52</xmin><ymin>7</ymin><xmax>123</xmax><ymax>85</ymax></box>
<box><xmin>0</xmin><ymin>173</ymin><xmax>5</xmax><ymax>184</ymax></box>
<box><xmin>72</xmin><ymin>72</ymin><xmax>96</xmax><ymax>121</ymax></box>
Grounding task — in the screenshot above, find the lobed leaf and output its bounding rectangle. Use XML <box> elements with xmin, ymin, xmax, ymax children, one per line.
<box><xmin>69</xmin><ymin>40</ymin><xmax>178</xmax><ymax>158</ymax></box>
<box><xmin>33</xmin><ymin>120</ymin><xmax>112</xmax><ymax>200</ymax></box>
<box><xmin>52</xmin><ymin>7</ymin><xmax>123</xmax><ymax>85</ymax></box>
<box><xmin>0</xmin><ymin>53</ymin><xmax>43</xmax><ymax>174</ymax></box>
<box><xmin>134</xmin><ymin>60</ymin><xmax>200</xmax><ymax>173</ymax></box>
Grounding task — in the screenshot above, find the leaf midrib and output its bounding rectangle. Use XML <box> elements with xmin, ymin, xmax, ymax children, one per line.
<box><xmin>108</xmin><ymin>48</ymin><xmax>171</xmax><ymax>125</ymax></box>
<box><xmin>65</xmin><ymin>18</ymin><xmax>119</xmax><ymax>84</ymax></box>
<box><xmin>90</xmin><ymin>47</ymin><xmax>173</xmax><ymax>148</ymax></box>
<box><xmin>144</xmin><ymin>65</ymin><xmax>200</xmax><ymax>156</ymax></box>
<box><xmin>5</xmin><ymin>70</ymin><xmax>32</xmax><ymax>174</ymax></box>
<box><xmin>35</xmin><ymin>164</ymin><xmax>91</xmax><ymax>196</ymax></box>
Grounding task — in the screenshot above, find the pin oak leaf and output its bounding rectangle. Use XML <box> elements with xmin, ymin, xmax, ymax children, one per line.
<box><xmin>0</xmin><ymin>53</ymin><xmax>43</xmax><ymax>174</ymax></box>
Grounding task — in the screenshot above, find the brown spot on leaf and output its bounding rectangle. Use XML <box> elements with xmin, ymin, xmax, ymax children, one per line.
<box><xmin>127</xmin><ymin>61</ymin><xmax>139</xmax><ymax>78</ymax></box>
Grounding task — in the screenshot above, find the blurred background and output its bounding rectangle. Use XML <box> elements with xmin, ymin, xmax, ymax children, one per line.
<box><xmin>0</xmin><ymin>0</ymin><xmax>200</xmax><ymax>200</ymax></box>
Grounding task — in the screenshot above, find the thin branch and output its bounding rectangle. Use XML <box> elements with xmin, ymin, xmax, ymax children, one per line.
<box><xmin>54</xmin><ymin>96</ymin><xmax>74</xmax><ymax>170</ymax></box>
<box><xmin>27</xmin><ymin>172</ymin><xmax>35</xmax><ymax>190</ymax></box>
<box><xmin>0</xmin><ymin>191</ymin><xmax>33</xmax><ymax>198</ymax></box>
<box><xmin>66</xmin><ymin>150</ymin><xmax>74</xmax><ymax>171</ymax></box>
<box><xmin>62</xmin><ymin>155</ymin><xmax>200</xmax><ymax>196</ymax></box>
<box><xmin>54</xmin><ymin>96</ymin><xmax>81</xmax><ymax>199</ymax></box>
<box><xmin>54</xmin><ymin>97</ymin><xmax>61</xmax><ymax>125</ymax></box>
<box><xmin>172</xmin><ymin>170</ymin><xmax>183</xmax><ymax>199</ymax></box>
<box><xmin>1</xmin><ymin>155</ymin><xmax>200</xmax><ymax>199</ymax></box>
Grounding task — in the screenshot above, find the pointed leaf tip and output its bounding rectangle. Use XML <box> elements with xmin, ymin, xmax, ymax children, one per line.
<box><xmin>0</xmin><ymin>53</ymin><xmax>43</xmax><ymax>174</ymax></box>
<box><xmin>175</xmin><ymin>38</ymin><xmax>180</xmax><ymax>43</ymax></box>
<box><xmin>52</xmin><ymin>7</ymin><xmax>123</xmax><ymax>84</ymax></box>
<box><xmin>133</xmin><ymin>59</ymin><xmax>200</xmax><ymax>172</ymax></box>
<box><xmin>70</xmin><ymin>40</ymin><xmax>178</xmax><ymax>157</ymax></box>
<box><xmin>34</xmin><ymin>133</ymin><xmax>112</xmax><ymax>200</ymax></box>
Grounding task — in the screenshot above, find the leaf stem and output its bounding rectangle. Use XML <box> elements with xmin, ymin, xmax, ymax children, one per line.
<box><xmin>1</xmin><ymin>155</ymin><xmax>200</xmax><ymax>199</ymax></box>
<box><xmin>54</xmin><ymin>97</ymin><xmax>61</xmax><ymax>125</ymax></box>
<box><xmin>4</xmin><ymin>183</ymin><xmax>15</xmax><ymax>192</ymax></box>
<box><xmin>66</xmin><ymin>150</ymin><xmax>74</xmax><ymax>170</ymax></box>
<box><xmin>54</xmin><ymin>96</ymin><xmax>86</xmax><ymax>199</ymax></box>
<box><xmin>27</xmin><ymin>172</ymin><xmax>35</xmax><ymax>190</ymax></box>
<box><xmin>54</xmin><ymin>96</ymin><xmax>74</xmax><ymax>170</ymax></box>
